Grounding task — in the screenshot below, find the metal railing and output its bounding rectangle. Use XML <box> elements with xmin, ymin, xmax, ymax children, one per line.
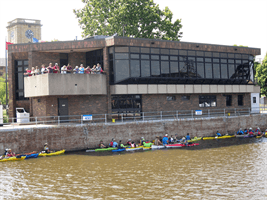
<box><xmin>0</xmin><ymin>107</ymin><xmax>265</xmax><ymax>128</ymax></box>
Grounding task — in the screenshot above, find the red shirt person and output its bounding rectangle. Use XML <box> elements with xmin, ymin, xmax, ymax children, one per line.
<box><xmin>53</xmin><ymin>63</ymin><xmax>60</xmax><ymax>73</ymax></box>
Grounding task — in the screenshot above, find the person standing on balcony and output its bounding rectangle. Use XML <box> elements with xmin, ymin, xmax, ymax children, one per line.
<box><xmin>61</xmin><ymin>65</ymin><xmax>67</xmax><ymax>74</ymax></box>
<box><xmin>91</xmin><ymin>65</ymin><xmax>96</xmax><ymax>74</ymax></box>
<box><xmin>35</xmin><ymin>66</ymin><xmax>40</xmax><ymax>75</ymax></box>
<box><xmin>41</xmin><ymin>64</ymin><xmax>47</xmax><ymax>74</ymax></box>
<box><xmin>96</xmin><ymin>63</ymin><xmax>102</xmax><ymax>74</ymax></box>
<box><xmin>53</xmin><ymin>63</ymin><xmax>60</xmax><ymax>73</ymax></box>
<box><xmin>47</xmin><ymin>63</ymin><xmax>53</xmax><ymax>73</ymax></box>
<box><xmin>85</xmin><ymin>66</ymin><xmax>91</xmax><ymax>74</ymax></box>
<box><xmin>66</xmin><ymin>64</ymin><xmax>72</xmax><ymax>74</ymax></box>
<box><xmin>78</xmin><ymin>64</ymin><xmax>85</xmax><ymax>74</ymax></box>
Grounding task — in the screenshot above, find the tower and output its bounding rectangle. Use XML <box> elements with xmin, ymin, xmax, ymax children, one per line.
<box><xmin>6</xmin><ymin>18</ymin><xmax>42</xmax><ymax>44</ymax></box>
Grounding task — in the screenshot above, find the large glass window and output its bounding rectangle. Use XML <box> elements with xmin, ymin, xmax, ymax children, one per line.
<box><xmin>226</xmin><ymin>95</ymin><xmax>232</xmax><ymax>106</ymax></box>
<box><xmin>238</xmin><ymin>95</ymin><xmax>243</xmax><ymax>106</ymax></box>
<box><xmin>111</xmin><ymin>46</ymin><xmax>253</xmax><ymax>84</ymax></box>
<box><xmin>15</xmin><ymin>60</ymin><xmax>29</xmax><ymax>100</ymax></box>
<box><xmin>199</xmin><ymin>96</ymin><xmax>216</xmax><ymax>107</ymax></box>
<box><xmin>112</xmin><ymin>95</ymin><xmax>142</xmax><ymax>114</ymax></box>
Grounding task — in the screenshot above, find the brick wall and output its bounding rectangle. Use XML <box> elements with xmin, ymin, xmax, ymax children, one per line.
<box><xmin>0</xmin><ymin>114</ymin><xmax>266</xmax><ymax>153</ymax></box>
<box><xmin>142</xmin><ymin>93</ymin><xmax>251</xmax><ymax>112</ymax></box>
<box><xmin>68</xmin><ymin>52</ymin><xmax>86</xmax><ymax>68</ymax></box>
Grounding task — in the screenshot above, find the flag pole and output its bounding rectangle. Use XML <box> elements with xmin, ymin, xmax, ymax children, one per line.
<box><xmin>5</xmin><ymin>37</ymin><xmax>8</xmax><ymax>108</ymax></box>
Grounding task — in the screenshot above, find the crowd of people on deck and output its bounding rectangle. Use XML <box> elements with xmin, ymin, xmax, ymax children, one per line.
<box><xmin>24</xmin><ymin>63</ymin><xmax>104</xmax><ymax>76</ymax></box>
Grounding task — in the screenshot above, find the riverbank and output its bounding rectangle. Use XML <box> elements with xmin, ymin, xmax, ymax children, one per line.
<box><xmin>0</xmin><ymin>114</ymin><xmax>266</xmax><ymax>153</ymax></box>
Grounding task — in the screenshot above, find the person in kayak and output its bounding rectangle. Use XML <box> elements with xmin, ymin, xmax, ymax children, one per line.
<box><xmin>99</xmin><ymin>140</ymin><xmax>106</xmax><ymax>148</ymax></box>
<box><xmin>244</xmin><ymin>129</ymin><xmax>248</xmax><ymax>134</ymax></box>
<box><xmin>118</xmin><ymin>140</ymin><xmax>125</xmax><ymax>149</ymax></box>
<box><xmin>112</xmin><ymin>139</ymin><xmax>118</xmax><ymax>147</ymax></box>
<box><xmin>109</xmin><ymin>138</ymin><xmax>114</xmax><ymax>147</ymax></box>
<box><xmin>162</xmin><ymin>134</ymin><xmax>169</xmax><ymax>145</ymax></box>
<box><xmin>139</xmin><ymin>137</ymin><xmax>145</xmax><ymax>146</ymax></box>
<box><xmin>249</xmin><ymin>127</ymin><xmax>254</xmax><ymax>133</ymax></box>
<box><xmin>154</xmin><ymin>136</ymin><xmax>162</xmax><ymax>145</ymax></box>
<box><xmin>216</xmin><ymin>131</ymin><xmax>222</xmax><ymax>137</ymax></box>
<box><xmin>248</xmin><ymin>129</ymin><xmax>254</xmax><ymax>135</ymax></box>
<box><xmin>185</xmin><ymin>133</ymin><xmax>191</xmax><ymax>141</ymax></box>
<box><xmin>237</xmin><ymin>128</ymin><xmax>244</xmax><ymax>135</ymax></box>
<box><xmin>6</xmin><ymin>149</ymin><xmax>15</xmax><ymax>157</ymax></box>
<box><xmin>169</xmin><ymin>135</ymin><xmax>174</xmax><ymax>143</ymax></box>
<box><xmin>255</xmin><ymin>127</ymin><xmax>261</xmax><ymax>132</ymax></box>
<box><xmin>44</xmin><ymin>143</ymin><xmax>50</xmax><ymax>153</ymax></box>
<box><xmin>126</xmin><ymin>139</ymin><xmax>132</xmax><ymax>146</ymax></box>
<box><xmin>130</xmin><ymin>141</ymin><xmax>136</xmax><ymax>148</ymax></box>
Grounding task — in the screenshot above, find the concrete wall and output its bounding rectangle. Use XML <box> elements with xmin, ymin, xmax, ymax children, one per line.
<box><xmin>1</xmin><ymin>114</ymin><xmax>266</xmax><ymax>154</ymax></box>
<box><xmin>111</xmin><ymin>84</ymin><xmax>261</xmax><ymax>94</ymax></box>
<box><xmin>24</xmin><ymin>74</ymin><xmax>107</xmax><ymax>97</ymax></box>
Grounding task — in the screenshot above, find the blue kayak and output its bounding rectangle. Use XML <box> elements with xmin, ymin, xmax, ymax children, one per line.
<box><xmin>25</xmin><ymin>153</ymin><xmax>39</xmax><ymax>159</ymax></box>
<box><xmin>112</xmin><ymin>148</ymin><xmax>125</xmax><ymax>152</ymax></box>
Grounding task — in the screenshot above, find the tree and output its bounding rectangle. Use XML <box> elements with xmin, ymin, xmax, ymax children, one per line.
<box><xmin>74</xmin><ymin>0</ymin><xmax>183</xmax><ymax>41</ymax></box>
<box><xmin>0</xmin><ymin>75</ymin><xmax>8</xmax><ymax>105</ymax></box>
<box><xmin>255</xmin><ymin>53</ymin><xmax>267</xmax><ymax>96</ymax></box>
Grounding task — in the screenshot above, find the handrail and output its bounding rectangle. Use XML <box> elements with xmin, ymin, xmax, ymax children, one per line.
<box><xmin>0</xmin><ymin>106</ymin><xmax>265</xmax><ymax>128</ymax></box>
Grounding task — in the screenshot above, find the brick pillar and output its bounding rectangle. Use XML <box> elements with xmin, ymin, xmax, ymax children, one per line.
<box><xmin>8</xmin><ymin>52</ymin><xmax>15</xmax><ymax>118</ymax></box>
<box><xmin>103</xmin><ymin>47</ymin><xmax>112</xmax><ymax>116</ymax></box>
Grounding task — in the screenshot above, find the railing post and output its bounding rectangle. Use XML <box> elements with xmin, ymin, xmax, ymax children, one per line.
<box><xmin>248</xmin><ymin>107</ymin><xmax>250</xmax><ymax>115</ymax></box>
<box><xmin>143</xmin><ymin>112</ymin><xmax>144</xmax><ymax>122</ymax></box>
<box><xmin>35</xmin><ymin>117</ymin><xmax>37</xmax><ymax>126</ymax></box>
<box><xmin>58</xmin><ymin>116</ymin><xmax>60</xmax><ymax>126</ymax></box>
<box><xmin>224</xmin><ymin>109</ymin><xmax>225</xmax><ymax>117</ymax></box>
<box><xmin>121</xmin><ymin>113</ymin><xmax>123</xmax><ymax>123</ymax></box>
<box><xmin>160</xmin><ymin>111</ymin><xmax>162</xmax><ymax>121</ymax></box>
<box><xmin>235</xmin><ymin>108</ymin><xmax>237</xmax><ymax>116</ymax></box>
<box><xmin>81</xmin><ymin>115</ymin><xmax>83</xmax><ymax>125</ymax></box>
<box><xmin>191</xmin><ymin>110</ymin><xmax>193</xmax><ymax>119</ymax></box>
<box><xmin>105</xmin><ymin>114</ymin><xmax>107</xmax><ymax>124</ymax></box>
<box><xmin>208</xmin><ymin>109</ymin><xmax>210</xmax><ymax>118</ymax></box>
<box><xmin>176</xmin><ymin>110</ymin><xmax>178</xmax><ymax>120</ymax></box>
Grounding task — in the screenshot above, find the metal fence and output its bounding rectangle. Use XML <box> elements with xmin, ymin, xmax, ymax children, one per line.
<box><xmin>0</xmin><ymin>107</ymin><xmax>266</xmax><ymax>128</ymax></box>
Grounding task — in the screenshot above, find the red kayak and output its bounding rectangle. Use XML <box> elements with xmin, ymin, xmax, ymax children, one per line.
<box><xmin>165</xmin><ymin>143</ymin><xmax>199</xmax><ymax>148</ymax></box>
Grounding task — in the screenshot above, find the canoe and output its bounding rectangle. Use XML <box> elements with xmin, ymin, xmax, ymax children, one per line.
<box><xmin>126</xmin><ymin>147</ymin><xmax>143</xmax><ymax>151</ymax></box>
<box><xmin>0</xmin><ymin>156</ymin><xmax>26</xmax><ymax>162</ymax></box>
<box><xmin>25</xmin><ymin>153</ymin><xmax>39</xmax><ymax>159</ymax></box>
<box><xmin>112</xmin><ymin>148</ymin><xmax>125</xmax><ymax>152</ymax></box>
<box><xmin>151</xmin><ymin>145</ymin><xmax>165</xmax><ymax>149</ymax></box>
<box><xmin>38</xmin><ymin>150</ymin><xmax>65</xmax><ymax>157</ymax></box>
<box><xmin>95</xmin><ymin>147</ymin><xmax>117</xmax><ymax>152</ymax></box>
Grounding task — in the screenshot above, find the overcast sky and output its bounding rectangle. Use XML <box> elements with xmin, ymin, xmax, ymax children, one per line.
<box><xmin>0</xmin><ymin>0</ymin><xmax>266</xmax><ymax>63</ymax></box>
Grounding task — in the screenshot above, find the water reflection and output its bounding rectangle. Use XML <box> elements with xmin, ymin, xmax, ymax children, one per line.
<box><xmin>1</xmin><ymin>138</ymin><xmax>267</xmax><ymax>199</ymax></box>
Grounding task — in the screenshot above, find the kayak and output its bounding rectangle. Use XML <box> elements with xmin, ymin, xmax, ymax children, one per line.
<box><xmin>112</xmin><ymin>148</ymin><xmax>125</xmax><ymax>152</ymax></box>
<box><xmin>256</xmin><ymin>135</ymin><xmax>263</xmax><ymax>139</ymax></box>
<box><xmin>86</xmin><ymin>149</ymin><xmax>96</xmax><ymax>152</ymax></box>
<box><xmin>203</xmin><ymin>135</ymin><xmax>235</xmax><ymax>140</ymax></box>
<box><xmin>184</xmin><ymin>143</ymin><xmax>199</xmax><ymax>147</ymax></box>
<box><xmin>235</xmin><ymin>134</ymin><xmax>249</xmax><ymax>138</ymax></box>
<box><xmin>38</xmin><ymin>150</ymin><xmax>65</xmax><ymax>157</ymax></box>
<box><xmin>187</xmin><ymin>137</ymin><xmax>202</xmax><ymax>143</ymax></box>
<box><xmin>151</xmin><ymin>145</ymin><xmax>165</xmax><ymax>149</ymax></box>
<box><xmin>0</xmin><ymin>156</ymin><xmax>26</xmax><ymax>162</ymax></box>
<box><xmin>142</xmin><ymin>147</ymin><xmax>151</xmax><ymax>151</ymax></box>
<box><xmin>25</xmin><ymin>153</ymin><xmax>39</xmax><ymax>159</ymax></box>
<box><xmin>165</xmin><ymin>144</ymin><xmax>183</xmax><ymax>148</ymax></box>
<box><xmin>95</xmin><ymin>147</ymin><xmax>117</xmax><ymax>152</ymax></box>
<box><xmin>126</xmin><ymin>147</ymin><xmax>143</xmax><ymax>151</ymax></box>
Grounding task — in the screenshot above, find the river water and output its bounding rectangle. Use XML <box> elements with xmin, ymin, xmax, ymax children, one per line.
<box><xmin>1</xmin><ymin>138</ymin><xmax>267</xmax><ymax>200</ymax></box>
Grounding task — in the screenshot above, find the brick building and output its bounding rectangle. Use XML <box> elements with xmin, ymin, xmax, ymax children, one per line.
<box><xmin>7</xmin><ymin>36</ymin><xmax>261</xmax><ymax>119</ymax></box>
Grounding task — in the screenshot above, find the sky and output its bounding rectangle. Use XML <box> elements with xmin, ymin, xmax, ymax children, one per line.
<box><xmin>0</xmin><ymin>0</ymin><xmax>266</xmax><ymax>63</ymax></box>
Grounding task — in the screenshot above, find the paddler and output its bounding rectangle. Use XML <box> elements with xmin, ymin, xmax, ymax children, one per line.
<box><xmin>185</xmin><ymin>133</ymin><xmax>191</xmax><ymax>141</ymax></box>
<box><xmin>112</xmin><ymin>139</ymin><xmax>118</xmax><ymax>147</ymax></box>
<box><xmin>139</xmin><ymin>137</ymin><xmax>145</xmax><ymax>146</ymax></box>
<box><xmin>118</xmin><ymin>140</ymin><xmax>125</xmax><ymax>149</ymax></box>
<box><xmin>162</xmin><ymin>134</ymin><xmax>169</xmax><ymax>145</ymax></box>
<box><xmin>44</xmin><ymin>143</ymin><xmax>50</xmax><ymax>153</ymax></box>
<box><xmin>248</xmin><ymin>129</ymin><xmax>254</xmax><ymax>135</ymax></box>
<box><xmin>6</xmin><ymin>149</ymin><xmax>15</xmax><ymax>157</ymax></box>
<box><xmin>237</xmin><ymin>128</ymin><xmax>244</xmax><ymax>135</ymax></box>
<box><xmin>109</xmin><ymin>138</ymin><xmax>114</xmax><ymax>147</ymax></box>
<box><xmin>216</xmin><ymin>131</ymin><xmax>222</xmax><ymax>137</ymax></box>
<box><xmin>126</xmin><ymin>139</ymin><xmax>132</xmax><ymax>146</ymax></box>
<box><xmin>154</xmin><ymin>136</ymin><xmax>162</xmax><ymax>145</ymax></box>
<box><xmin>99</xmin><ymin>140</ymin><xmax>106</xmax><ymax>148</ymax></box>
<box><xmin>130</xmin><ymin>141</ymin><xmax>136</xmax><ymax>148</ymax></box>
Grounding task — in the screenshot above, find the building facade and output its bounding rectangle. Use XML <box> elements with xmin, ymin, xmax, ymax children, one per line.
<box><xmin>7</xmin><ymin>37</ymin><xmax>261</xmax><ymax>119</ymax></box>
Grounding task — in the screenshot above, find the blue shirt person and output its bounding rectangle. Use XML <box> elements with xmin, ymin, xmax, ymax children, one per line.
<box><xmin>237</xmin><ymin>128</ymin><xmax>244</xmax><ymax>135</ymax></box>
<box><xmin>185</xmin><ymin>133</ymin><xmax>191</xmax><ymax>141</ymax></box>
<box><xmin>162</xmin><ymin>136</ymin><xmax>169</xmax><ymax>145</ymax></box>
<box><xmin>216</xmin><ymin>131</ymin><xmax>221</xmax><ymax>136</ymax></box>
<box><xmin>112</xmin><ymin>141</ymin><xmax>118</xmax><ymax>148</ymax></box>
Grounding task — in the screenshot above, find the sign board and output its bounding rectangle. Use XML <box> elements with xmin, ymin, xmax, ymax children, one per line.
<box><xmin>195</xmin><ymin>110</ymin><xmax>202</xmax><ymax>115</ymax></box>
<box><xmin>83</xmin><ymin>115</ymin><xmax>92</xmax><ymax>121</ymax></box>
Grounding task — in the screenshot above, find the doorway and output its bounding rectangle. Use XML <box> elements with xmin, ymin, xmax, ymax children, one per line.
<box><xmin>58</xmin><ymin>98</ymin><xmax>69</xmax><ymax>122</ymax></box>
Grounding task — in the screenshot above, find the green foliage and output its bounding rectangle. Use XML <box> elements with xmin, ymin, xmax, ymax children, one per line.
<box><xmin>255</xmin><ymin>53</ymin><xmax>267</xmax><ymax>96</ymax></box>
<box><xmin>0</xmin><ymin>75</ymin><xmax>8</xmax><ymax>105</ymax></box>
<box><xmin>74</xmin><ymin>0</ymin><xmax>183</xmax><ymax>40</ymax></box>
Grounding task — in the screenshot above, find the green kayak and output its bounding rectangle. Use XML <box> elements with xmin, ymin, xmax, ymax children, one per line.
<box><xmin>143</xmin><ymin>143</ymin><xmax>153</xmax><ymax>147</ymax></box>
<box><xmin>95</xmin><ymin>147</ymin><xmax>117</xmax><ymax>152</ymax></box>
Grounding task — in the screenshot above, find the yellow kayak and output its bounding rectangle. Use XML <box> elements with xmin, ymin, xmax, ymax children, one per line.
<box><xmin>188</xmin><ymin>137</ymin><xmax>202</xmax><ymax>143</ymax></box>
<box><xmin>256</xmin><ymin>135</ymin><xmax>263</xmax><ymax>139</ymax></box>
<box><xmin>203</xmin><ymin>135</ymin><xmax>235</xmax><ymax>140</ymax></box>
<box><xmin>138</xmin><ymin>146</ymin><xmax>151</xmax><ymax>150</ymax></box>
<box><xmin>38</xmin><ymin>150</ymin><xmax>65</xmax><ymax>157</ymax></box>
<box><xmin>0</xmin><ymin>156</ymin><xmax>26</xmax><ymax>162</ymax></box>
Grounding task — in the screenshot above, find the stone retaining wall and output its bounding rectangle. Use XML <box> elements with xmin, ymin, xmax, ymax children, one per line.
<box><xmin>1</xmin><ymin>114</ymin><xmax>266</xmax><ymax>154</ymax></box>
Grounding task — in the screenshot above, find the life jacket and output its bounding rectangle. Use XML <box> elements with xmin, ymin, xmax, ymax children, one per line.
<box><xmin>131</xmin><ymin>143</ymin><xmax>135</xmax><ymax>148</ymax></box>
<box><xmin>109</xmin><ymin>141</ymin><xmax>113</xmax><ymax>147</ymax></box>
<box><xmin>126</xmin><ymin>141</ymin><xmax>131</xmax><ymax>145</ymax></box>
<box><xmin>186</xmin><ymin>135</ymin><xmax>191</xmax><ymax>140</ymax></box>
<box><xmin>249</xmin><ymin>131</ymin><xmax>254</xmax><ymax>135</ymax></box>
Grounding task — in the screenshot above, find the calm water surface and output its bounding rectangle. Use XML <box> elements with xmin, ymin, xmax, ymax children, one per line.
<box><xmin>1</xmin><ymin>138</ymin><xmax>267</xmax><ymax>200</ymax></box>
